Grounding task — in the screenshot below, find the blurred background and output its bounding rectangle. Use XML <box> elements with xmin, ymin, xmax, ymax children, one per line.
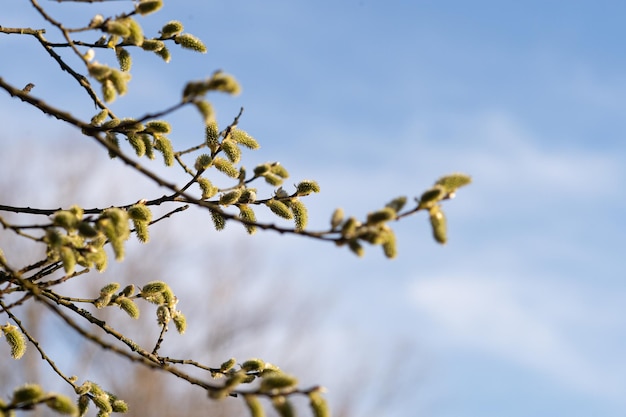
<box><xmin>1</xmin><ymin>1</ymin><xmax>625</xmax><ymax>416</ymax></box>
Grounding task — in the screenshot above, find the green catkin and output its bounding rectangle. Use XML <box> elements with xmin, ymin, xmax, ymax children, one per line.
<box><xmin>417</xmin><ymin>186</ymin><xmax>444</xmax><ymax>209</ymax></box>
<box><xmin>289</xmin><ymin>199</ymin><xmax>308</xmax><ymax>231</ymax></box>
<box><xmin>265</xmin><ymin>200</ymin><xmax>293</xmax><ymax>220</ymax></box>
<box><xmin>219</xmin><ymin>358</ymin><xmax>236</xmax><ymax>373</ymax></box>
<box><xmin>115</xmin><ymin>47</ymin><xmax>132</xmax><ymax>71</ymax></box>
<box><xmin>205</xmin><ymin>122</ymin><xmax>220</xmax><ymax>151</ymax></box>
<box><xmin>385</xmin><ymin>196</ymin><xmax>407</xmax><ymax>213</ymax></box>
<box><xmin>128</xmin><ymin>204</ymin><xmax>152</xmax><ymax>222</ymax></box>
<box><xmin>141</xmin><ymin>39</ymin><xmax>165</xmax><ymax>52</ymax></box>
<box><xmin>271</xmin><ymin>397</ymin><xmax>295</xmax><ymax>417</ymax></box>
<box><xmin>136</xmin><ymin>0</ymin><xmax>163</xmax><ymax>16</ymax></box>
<box><xmin>45</xmin><ymin>394</ymin><xmax>78</xmax><ymax>415</ymax></box>
<box><xmin>309</xmin><ymin>392</ymin><xmax>330</xmax><ymax>417</ymax></box>
<box><xmin>213</xmin><ymin>157</ymin><xmax>240</xmax><ymax>178</ymax></box>
<box><xmin>145</xmin><ymin>120</ymin><xmax>171</xmax><ymax>134</ymax></box>
<box><xmin>141</xmin><ymin>281</ymin><xmax>167</xmax><ymax>296</ymax></box>
<box><xmin>126</xmin><ymin>18</ymin><xmax>144</xmax><ymax>46</ymax></box>
<box><xmin>260</xmin><ymin>374</ymin><xmax>298</xmax><ymax>392</ymax></box>
<box><xmin>230</xmin><ymin>129</ymin><xmax>260</xmax><ymax>149</ymax></box>
<box><xmin>193</xmin><ymin>100</ymin><xmax>214</xmax><ymax>124</ymax></box>
<box><xmin>155</xmin><ymin>45</ymin><xmax>171</xmax><ymax>63</ymax></box>
<box><xmin>210</xmin><ymin>210</ymin><xmax>226</xmax><ymax>231</ymax></box>
<box><xmin>133</xmin><ymin>220</ymin><xmax>149</xmax><ymax>242</ymax></box>
<box><xmin>173</xmin><ymin>312</ymin><xmax>186</xmax><ymax>334</ymax></box>
<box><xmin>195</xmin><ymin>154</ymin><xmax>213</xmax><ymax>171</ymax></box>
<box><xmin>154</xmin><ymin>136</ymin><xmax>174</xmax><ymax>166</ymax></box>
<box><xmin>198</xmin><ymin>177</ymin><xmax>218</xmax><ymax>199</ymax></box>
<box><xmin>244</xmin><ymin>395</ymin><xmax>265</xmax><ymax>417</ymax></box>
<box><xmin>270</xmin><ymin>164</ymin><xmax>289</xmax><ymax>178</ymax></box>
<box><xmin>382</xmin><ymin>231</ymin><xmax>398</xmax><ymax>259</ymax></box>
<box><xmin>429</xmin><ymin>205</ymin><xmax>447</xmax><ymax>244</ymax></box>
<box><xmin>118</xmin><ymin>297</ymin><xmax>140</xmax><ymax>319</ymax></box>
<box><xmin>160</xmin><ymin>21</ymin><xmax>184</xmax><ymax>38</ymax></box>
<box><xmin>60</xmin><ymin>247</ymin><xmax>76</xmax><ymax>274</ymax></box>
<box><xmin>366</xmin><ymin>207</ymin><xmax>396</xmax><ymax>224</ymax></box>
<box><xmin>221</xmin><ymin>139</ymin><xmax>242</xmax><ymax>164</ymax></box>
<box><xmin>12</xmin><ymin>384</ymin><xmax>45</xmax><ymax>403</ymax></box>
<box><xmin>242</xmin><ymin>358</ymin><xmax>265</xmax><ymax>372</ymax></box>
<box><xmin>104</xmin><ymin>20</ymin><xmax>130</xmax><ymax>37</ymax></box>
<box><xmin>100</xmin><ymin>282</ymin><xmax>120</xmax><ymax>296</ymax></box>
<box><xmin>435</xmin><ymin>173</ymin><xmax>472</xmax><ymax>193</ymax></box>
<box><xmin>174</xmin><ymin>34</ymin><xmax>207</xmax><ymax>53</ymax></box>
<box><xmin>295</xmin><ymin>180</ymin><xmax>320</xmax><ymax>196</ymax></box>
<box><xmin>331</xmin><ymin>208</ymin><xmax>344</xmax><ymax>229</ymax></box>
<box><xmin>219</xmin><ymin>189</ymin><xmax>242</xmax><ymax>206</ymax></box>
<box><xmin>238</xmin><ymin>204</ymin><xmax>257</xmax><ymax>234</ymax></box>
<box><xmin>2</xmin><ymin>324</ymin><xmax>26</xmax><ymax>359</ymax></box>
<box><xmin>206</xmin><ymin>72</ymin><xmax>241</xmax><ymax>94</ymax></box>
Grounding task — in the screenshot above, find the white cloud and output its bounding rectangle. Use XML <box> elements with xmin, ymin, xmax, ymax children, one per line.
<box><xmin>409</xmin><ymin>273</ymin><xmax>626</xmax><ymax>401</ymax></box>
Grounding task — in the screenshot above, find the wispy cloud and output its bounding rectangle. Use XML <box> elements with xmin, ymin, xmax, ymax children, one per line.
<box><xmin>409</xmin><ymin>272</ymin><xmax>626</xmax><ymax>402</ymax></box>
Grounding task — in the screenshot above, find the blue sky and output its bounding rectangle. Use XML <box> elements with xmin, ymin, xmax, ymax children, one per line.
<box><xmin>2</xmin><ymin>1</ymin><xmax>626</xmax><ymax>416</ymax></box>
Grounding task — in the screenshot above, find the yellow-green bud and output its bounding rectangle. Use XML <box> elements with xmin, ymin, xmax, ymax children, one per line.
<box><xmin>121</xmin><ymin>284</ymin><xmax>135</xmax><ymax>297</ymax></box>
<box><xmin>194</xmin><ymin>100</ymin><xmax>214</xmax><ymax>124</ymax></box>
<box><xmin>266</xmin><ymin>200</ymin><xmax>293</xmax><ymax>220</ymax></box>
<box><xmin>198</xmin><ymin>177</ymin><xmax>218</xmax><ymax>199</ymax></box>
<box><xmin>435</xmin><ymin>173</ymin><xmax>472</xmax><ymax>193</ymax></box>
<box><xmin>100</xmin><ymin>282</ymin><xmax>120</xmax><ymax>296</ymax></box>
<box><xmin>12</xmin><ymin>384</ymin><xmax>44</xmax><ymax>403</ymax></box>
<box><xmin>366</xmin><ymin>207</ymin><xmax>396</xmax><ymax>225</ymax></box>
<box><xmin>91</xmin><ymin>109</ymin><xmax>109</xmax><ymax>125</ymax></box>
<box><xmin>241</xmin><ymin>358</ymin><xmax>265</xmax><ymax>372</ymax></box>
<box><xmin>418</xmin><ymin>186</ymin><xmax>444</xmax><ymax>209</ymax></box>
<box><xmin>210</xmin><ymin>210</ymin><xmax>226</xmax><ymax>231</ymax></box>
<box><xmin>173</xmin><ymin>312</ymin><xmax>186</xmax><ymax>334</ymax></box>
<box><xmin>111</xmin><ymin>399</ymin><xmax>128</xmax><ymax>413</ymax></box>
<box><xmin>195</xmin><ymin>154</ymin><xmax>213</xmax><ymax>171</ymax></box>
<box><xmin>244</xmin><ymin>395</ymin><xmax>264</xmax><ymax>417</ymax></box>
<box><xmin>141</xmin><ymin>281</ymin><xmax>167</xmax><ymax>295</ymax></box>
<box><xmin>115</xmin><ymin>47</ymin><xmax>131</xmax><ymax>72</ymax></box>
<box><xmin>271</xmin><ymin>163</ymin><xmax>289</xmax><ymax>178</ymax></box>
<box><xmin>118</xmin><ymin>297</ymin><xmax>140</xmax><ymax>319</ymax></box>
<box><xmin>330</xmin><ymin>208</ymin><xmax>344</xmax><ymax>229</ymax></box>
<box><xmin>230</xmin><ymin>128</ymin><xmax>260</xmax><ymax>149</ymax></box>
<box><xmin>309</xmin><ymin>391</ymin><xmax>330</xmax><ymax>417</ymax></box>
<box><xmin>289</xmin><ymin>199</ymin><xmax>308</xmax><ymax>231</ymax></box>
<box><xmin>221</xmin><ymin>139</ymin><xmax>241</xmax><ymax>164</ymax></box>
<box><xmin>128</xmin><ymin>204</ymin><xmax>152</xmax><ymax>222</ymax></box>
<box><xmin>386</xmin><ymin>196</ymin><xmax>407</xmax><ymax>213</ymax></box>
<box><xmin>272</xmin><ymin>396</ymin><xmax>295</xmax><ymax>417</ymax></box>
<box><xmin>155</xmin><ymin>45</ymin><xmax>171</xmax><ymax>63</ymax></box>
<box><xmin>136</xmin><ymin>0</ymin><xmax>162</xmax><ymax>16</ymax></box>
<box><xmin>206</xmin><ymin>71</ymin><xmax>241</xmax><ymax>95</ymax></box>
<box><xmin>45</xmin><ymin>394</ymin><xmax>78</xmax><ymax>415</ymax></box>
<box><xmin>60</xmin><ymin>246</ymin><xmax>76</xmax><ymax>274</ymax></box>
<box><xmin>213</xmin><ymin>157</ymin><xmax>240</xmax><ymax>178</ymax></box>
<box><xmin>219</xmin><ymin>189</ymin><xmax>243</xmax><ymax>206</ymax></box>
<box><xmin>91</xmin><ymin>394</ymin><xmax>112</xmax><ymax>413</ymax></box>
<box><xmin>429</xmin><ymin>206</ymin><xmax>447</xmax><ymax>244</ymax></box>
<box><xmin>78</xmin><ymin>394</ymin><xmax>90</xmax><ymax>416</ymax></box>
<box><xmin>260</xmin><ymin>374</ymin><xmax>298</xmax><ymax>392</ymax></box>
<box><xmin>145</xmin><ymin>120</ymin><xmax>171</xmax><ymax>134</ymax></box>
<box><xmin>295</xmin><ymin>180</ymin><xmax>320</xmax><ymax>196</ymax></box>
<box><xmin>104</xmin><ymin>20</ymin><xmax>130</xmax><ymax>37</ymax></box>
<box><xmin>348</xmin><ymin>240</ymin><xmax>364</xmax><ymax>257</ymax></box>
<box><xmin>174</xmin><ymin>33</ymin><xmax>207</xmax><ymax>53</ymax></box>
<box><xmin>205</xmin><ymin>122</ymin><xmax>220</xmax><ymax>151</ymax></box>
<box><xmin>160</xmin><ymin>21</ymin><xmax>184</xmax><ymax>38</ymax></box>
<box><xmin>219</xmin><ymin>357</ymin><xmax>237</xmax><ymax>373</ymax></box>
